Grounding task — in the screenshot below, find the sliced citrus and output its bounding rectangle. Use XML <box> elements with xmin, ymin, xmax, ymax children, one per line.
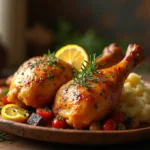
<box><xmin>55</xmin><ymin>44</ymin><xmax>89</xmax><ymax>71</ymax></box>
<box><xmin>1</xmin><ymin>104</ymin><xmax>29</xmax><ymax>123</ymax></box>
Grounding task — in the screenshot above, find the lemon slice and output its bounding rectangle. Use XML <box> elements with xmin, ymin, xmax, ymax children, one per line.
<box><xmin>55</xmin><ymin>44</ymin><xmax>89</xmax><ymax>71</ymax></box>
<box><xmin>1</xmin><ymin>104</ymin><xmax>29</xmax><ymax>123</ymax></box>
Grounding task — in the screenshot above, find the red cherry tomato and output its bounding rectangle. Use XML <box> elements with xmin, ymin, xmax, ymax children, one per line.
<box><xmin>1</xmin><ymin>95</ymin><xmax>13</xmax><ymax>105</ymax></box>
<box><xmin>36</xmin><ymin>107</ymin><xmax>53</xmax><ymax>122</ymax></box>
<box><xmin>52</xmin><ymin>116</ymin><xmax>67</xmax><ymax>129</ymax></box>
<box><xmin>125</xmin><ymin>117</ymin><xmax>139</xmax><ymax>129</ymax></box>
<box><xmin>110</xmin><ymin>111</ymin><xmax>126</xmax><ymax>123</ymax></box>
<box><xmin>102</xmin><ymin>119</ymin><xmax>117</xmax><ymax>130</ymax></box>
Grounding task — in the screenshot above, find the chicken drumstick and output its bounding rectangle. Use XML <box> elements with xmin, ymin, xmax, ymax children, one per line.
<box><xmin>52</xmin><ymin>44</ymin><xmax>145</xmax><ymax>129</ymax></box>
<box><xmin>7</xmin><ymin>52</ymin><xmax>73</xmax><ymax>108</ymax></box>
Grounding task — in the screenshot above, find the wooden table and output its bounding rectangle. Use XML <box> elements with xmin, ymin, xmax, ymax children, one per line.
<box><xmin>0</xmin><ymin>134</ymin><xmax>150</xmax><ymax>150</ymax></box>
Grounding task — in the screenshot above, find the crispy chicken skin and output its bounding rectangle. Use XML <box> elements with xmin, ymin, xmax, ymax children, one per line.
<box><xmin>52</xmin><ymin>44</ymin><xmax>146</xmax><ymax>129</ymax></box>
<box><xmin>96</xmin><ymin>43</ymin><xmax>123</xmax><ymax>69</ymax></box>
<box><xmin>7</xmin><ymin>55</ymin><xmax>73</xmax><ymax>108</ymax></box>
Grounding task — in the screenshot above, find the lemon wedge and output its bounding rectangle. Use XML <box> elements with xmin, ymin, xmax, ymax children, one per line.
<box><xmin>1</xmin><ymin>104</ymin><xmax>29</xmax><ymax>123</ymax></box>
<box><xmin>55</xmin><ymin>44</ymin><xmax>89</xmax><ymax>71</ymax></box>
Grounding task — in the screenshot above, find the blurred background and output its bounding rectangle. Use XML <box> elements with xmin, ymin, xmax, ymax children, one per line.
<box><xmin>0</xmin><ymin>0</ymin><xmax>150</xmax><ymax>79</ymax></box>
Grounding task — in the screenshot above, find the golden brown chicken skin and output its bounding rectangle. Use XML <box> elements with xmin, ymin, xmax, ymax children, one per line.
<box><xmin>96</xmin><ymin>43</ymin><xmax>123</xmax><ymax>69</ymax></box>
<box><xmin>7</xmin><ymin>54</ymin><xmax>73</xmax><ymax>108</ymax></box>
<box><xmin>52</xmin><ymin>44</ymin><xmax>145</xmax><ymax>129</ymax></box>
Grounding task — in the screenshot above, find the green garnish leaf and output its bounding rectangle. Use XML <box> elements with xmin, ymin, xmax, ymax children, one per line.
<box><xmin>44</xmin><ymin>50</ymin><xmax>57</xmax><ymax>66</ymax></box>
<box><xmin>0</xmin><ymin>131</ymin><xmax>9</xmax><ymax>141</ymax></box>
<box><xmin>56</xmin><ymin>115</ymin><xmax>64</xmax><ymax>120</ymax></box>
<box><xmin>72</xmin><ymin>54</ymin><xmax>102</xmax><ymax>89</ymax></box>
<box><xmin>0</xmin><ymin>88</ymin><xmax>9</xmax><ymax>97</ymax></box>
<box><xmin>45</xmin><ymin>107</ymin><xmax>51</xmax><ymax>112</ymax></box>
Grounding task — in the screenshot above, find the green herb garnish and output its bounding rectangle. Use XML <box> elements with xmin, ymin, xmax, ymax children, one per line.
<box><xmin>56</xmin><ymin>115</ymin><xmax>64</xmax><ymax>120</ymax></box>
<box><xmin>46</xmin><ymin>74</ymin><xmax>55</xmax><ymax>80</ymax></box>
<box><xmin>0</xmin><ymin>131</ymin><xmax>9</xmax><ymax>141</ymax></box>
<box><xmin>0</xmin><ymin>88</ymin><xmax>9</xmax><ymax>97</ymax></box>
<box><xmin>44</xmin><ymin>50</ymin><xmax>57</xmax><ymax>66</ymax></box>
<box><xmin>72</xmin><ymin>54</ymin><xmax>102</xmax><ymax>89</ymax></box>
<box><xmin>45</xmin><ymin>107</ymin><xmax>51</xmax><ymax>112</ymax></box>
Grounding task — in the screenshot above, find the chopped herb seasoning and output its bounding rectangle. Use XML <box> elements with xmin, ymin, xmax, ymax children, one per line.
<box><xmin>47</xmin><ymin>74</ymin><xmax>55</xmax><ymax>80</ymax></box>
<box><xmin>45</xmin><ymin>107</ymin><xmax>51</xmax><ymax>112</ymax></box>
<box><xmin>0</xmin><ymin>131</ymin><xmax>9</xmax><ymax>141</ymax></box>
<box><xmin>56</xmin><ymin>115</ymin><xmax>64</xmax><ymax>120</ymax></box>
<box><xmin>29</xmin><ymin>64</ymin><xmax>35</xmax><ymax>69</ymax></box>
<box><xmin>13</xmin><ymin>109</ymin><xmax>16</xmax><ymax>112</ymax></box>
<box><xmin>23</xmin><ymin>114</ymin><xmax>27</xmax><ymax>117</ymax></box>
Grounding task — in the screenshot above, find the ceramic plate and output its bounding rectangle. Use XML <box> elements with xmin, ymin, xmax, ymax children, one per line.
<box><xmin>0</xmin><ymin>118</ymin><xmax>150</xmax><ymax>144</ymax></box>
<box><xmin>0</xmin><ymin>79</ymin><xmax>150</xmax><ymax>145</ymax></box>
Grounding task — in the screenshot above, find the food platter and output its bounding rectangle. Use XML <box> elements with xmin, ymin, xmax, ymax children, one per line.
<box><xmin>0</xmin><ymin>78</ymin><xmax>150</xmax><ymax>144</ymax></box>
<box><xmin>0</xmin><ymin>117</ymin><xmax>150</xmax><ymax>144</ymax></box>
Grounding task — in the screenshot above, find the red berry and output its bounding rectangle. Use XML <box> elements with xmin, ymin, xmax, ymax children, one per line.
<box><xmin>102</xmin><ymin>119</ymin><xmax>117</xmax><ymax>130</ymax></box>
<box><xmin>36</xmin><ymin>107</ymin><xmax>53</xmax><ymax>123</ymax></box>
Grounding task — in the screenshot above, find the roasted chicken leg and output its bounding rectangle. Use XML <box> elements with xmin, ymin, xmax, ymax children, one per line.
<box><xmin>52</xmin><ymin>44</ymin><xmax>145</xmax><ymax>129</ymax></box>
<box><xmin>7</xmin><ymin>53</ymin><xmax>73</xmax><ymax>108</ymax></box>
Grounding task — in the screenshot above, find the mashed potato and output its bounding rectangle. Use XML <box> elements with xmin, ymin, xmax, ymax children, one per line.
<box><xmin>115</xmin><ymin>72</ymin><xmax>150</xmax><ymax>122</ymax></box>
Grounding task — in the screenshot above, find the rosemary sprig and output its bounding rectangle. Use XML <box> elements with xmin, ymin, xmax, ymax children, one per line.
<box><xmin>72</xmin><ymin>54</ymin><xmax>101</xmax><ymax>89</ymax></box>
<box><xmin>0</xmin><ymin>131</ymin><xmax>9</xmax><ymax>141</ymax></box>
<box><xmin>44</xmin><ymin>50</ymin><xmax>57</xmax><ymax>66</ymax></box>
